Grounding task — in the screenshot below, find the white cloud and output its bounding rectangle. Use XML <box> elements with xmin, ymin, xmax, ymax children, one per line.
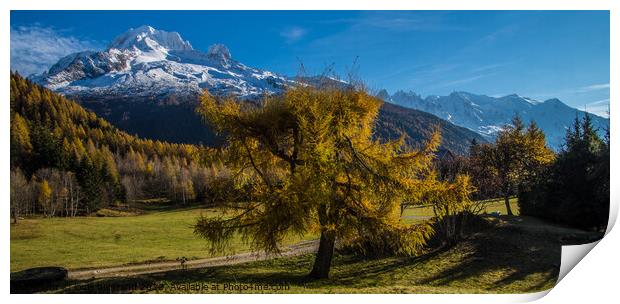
<box><xmin>469</xmin><ymin>63</ymin><xmax>509</xmax><ymax>74</ymax></box>
<box><xmin>280</xmin><ymin>26</ymin><xmax>307</xmax><ymax>43</ymax></box>
<box><xmin>576</xmin><ymin>83</ymin><xmax>610</xmax><ymax>93</ymax></box>
<box><xmin>10</xmin><ymin>25</ymin><xmax>102</xmax><ymax>76</ymax></box>
<box><xmin>533</xmin><ymin>83</ymin><xmax>610</xmax><ymax>99</ymax></box>
<box><xmin>433</xmin><ymin>73</ymin><xmax>496</xmax><ymax>89</ymax></box>
<box><xmin>320</xmin><ymin>12</ymin><xmax>470</xmax><ymax>32</ymax></box>
<box><xmin>580</xmin><ymin>98</ymin><xmax>610</xmax><ymax>118</ymax></box>
<box><xmin>588</xmin><ymin>98</ymin><xmax>611</xmax><ymax>105</ymax></box>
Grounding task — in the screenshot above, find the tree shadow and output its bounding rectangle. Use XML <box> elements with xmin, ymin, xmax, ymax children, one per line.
<box><xmin>415</xmin><ymin>224</ymin><xmax>563</xmax><ymax>292</ymax></box>
<box><xmin>324</xmin><ymin>248</ymin><xmax>449</xmax><ymax>287</ymax></box>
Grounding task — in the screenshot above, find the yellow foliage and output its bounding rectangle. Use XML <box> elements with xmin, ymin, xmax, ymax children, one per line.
<box><xmin>195</xmin><ymin>85</ymin><xmax>451</xmax><ymax>256</ymax></box>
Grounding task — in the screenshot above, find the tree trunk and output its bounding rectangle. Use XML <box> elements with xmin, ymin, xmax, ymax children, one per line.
<box><xmin>504</xmin><ymin>193</ymin><xmax>513</xmax><ymax>216</ymax></box>
<box><xmin>308</xmin><ymin>231</ymin><xmax>336</xmax><ymax>279</ymax></box>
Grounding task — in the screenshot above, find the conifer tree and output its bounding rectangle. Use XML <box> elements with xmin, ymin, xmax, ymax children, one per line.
<box><xmin>521</xmin><ymin>113</ymin><xmax>609</xmax><ymax>230</ymax></box>
<box><xmin>10</xmin><ymin>112</ymin><xmax>32</xmax><ymax>168</ymax></box>
<box><xmin>470</xmin><ymin>115</ymin><xmax>554</xmax><ymax>215</ymax></box>
<box><xmin>195</xmin><ymin>86</ymin><xmax>442</xmax><ymax>279</ymax></box>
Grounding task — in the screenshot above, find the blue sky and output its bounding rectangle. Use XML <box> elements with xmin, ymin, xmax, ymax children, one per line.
<box><xmin>10</xmin><ymin>10</ymin><xmax>610</xmax><ymax>116</ymax></box>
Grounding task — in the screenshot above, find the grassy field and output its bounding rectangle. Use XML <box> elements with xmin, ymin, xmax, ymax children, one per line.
<box><xmin>10</xmin><ymin>204</ymin><xmax>316</xmax><ymax>271</ymax></box>
<box><xmin>12</xmin><ymin>197</ymin><xmax>602</xmax><ymax>294</ymax></box>
<box><xmin>47</xmin><ymin>215</ymin><xmax>599</xmax><ymax>294</ymax></box>
<box><xmin>10</xmin><ymin>198</ymin><xmax>518</xmax><ymax>272</ymax></box>
<box><xmin>401</xmin><ymin>197</ymin><xmax>519</xmax><ymax>223</ymax></box>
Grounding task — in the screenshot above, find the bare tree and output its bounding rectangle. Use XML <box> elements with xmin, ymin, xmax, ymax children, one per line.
<box><xmin>10</xmin><ymin>168</ymin><xmax>32</xmax><ymax>223</ymax></box>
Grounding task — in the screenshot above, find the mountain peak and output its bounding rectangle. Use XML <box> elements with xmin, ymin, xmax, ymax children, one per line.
<box><xmin>33</xmin><ymin>26</ymin><xmax>293</xmax><ymax>100</ymax></box>
<box><xmin>134</xmin><ymin>25</ymin><xmax>156</xmax><ymax>34</ymax></box>
<box><xmin>392</xmin><ymin>90</ymin><xmax>421</xmax><ymax>98</ymax></box>
<box><xmin>501</xmin><ymin>93</ymin><xmax>541</xmax><ymax>105</ymax></box>
<box><xmin>543</xmin><ymin>98</ymin><xmax>564</xmax><ymax>105</ymax></box>
<box><xmin>207</xmin><ymin>44</ymin><xmax>232</xmax><ymax>64</ymax></box>
<box><xmin>108</xmin><ymin>25</ymin><xmax>193</xmax><ymax>52</ymax></box>
<box><xmin>449</xmin><ymin>91</ymin><xmax>478</xmax><ymax>99</ymax></box>
<box><xmin>375</xmin><ymin>89</ymin><xmax>391</xmax><ymax>101</ymax></box>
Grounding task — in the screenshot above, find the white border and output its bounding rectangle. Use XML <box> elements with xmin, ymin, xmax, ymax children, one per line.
<box><xmin>0</xmin><ymin>0</ymin><xmax>615</xmax><ymax>10</ymax></box>
<box><xmin>2</xmin><ymin>1</ymin><xmax>617</xmax><ymax>303</ymax></box>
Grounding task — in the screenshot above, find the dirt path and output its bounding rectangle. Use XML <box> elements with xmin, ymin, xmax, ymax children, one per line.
<box><xmin>493</xmin><ymin>215</ymin><xmax>603</xmax><ymax>244</ymax></box>
<box><xmin>498</xmin><ymin>215</ymin><xmax>600</xmax><ymax>235</ymax></box>
<box><xmin>401</xmin><ymin>215</ymin><xmax>432</xmax><ymax>220</ymax></box>
<box><xmin>68</xmin><ymin>240</ymin><xmax>319</xmax><ymax>280</ymax></box>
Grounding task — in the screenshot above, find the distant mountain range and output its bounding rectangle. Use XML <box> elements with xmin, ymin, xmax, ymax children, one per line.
<box><xmin>31</xmin><ymin>25</ymin><xmax>607</xmax><ymax>154</ymax></box>
<box><xmin>377</xmin><ymin>90</ymin><xmax>609</xmax><ymax>150</ymax></box>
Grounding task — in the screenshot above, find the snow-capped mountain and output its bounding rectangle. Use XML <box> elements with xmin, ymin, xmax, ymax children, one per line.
<box><xmin>379</xmin><ymin>90</ymin><xmax>609</xmax><ymax>150</ymax></box>
<box><xmin>32</xmin><ymin>25</ymin><xmax>293</xmax><ymax>100</ymax></box>
<box><xmin>29</xmin><ymin>25</ymin><xmax>488</xmax><ymax>155</ymax></box>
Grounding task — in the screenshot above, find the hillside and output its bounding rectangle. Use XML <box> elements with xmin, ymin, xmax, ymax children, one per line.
<box><xmin>377</xmin><ymin>102</ymin><xmax>486</xmax><ymax>154</ymax></box>
<box><xmin>10</xmin><ymin>73</ymin><xmax>220</xmax><ymax>215</ymax></box>
<box><xmin>74</xmin><ymin>96</ymin><xmax>485</xmax><ymax>155</ymax></box>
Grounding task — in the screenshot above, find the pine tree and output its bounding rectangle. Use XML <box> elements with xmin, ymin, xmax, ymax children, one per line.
<box><xmin>519</xmin><ymin>113</ymin><xmax>608</xmax><ymax>230</ymax></box>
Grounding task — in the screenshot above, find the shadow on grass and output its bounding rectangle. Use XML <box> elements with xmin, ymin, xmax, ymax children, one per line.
<box><xmin>54</xmin><ymin>257</ymin><xmax>315</xmax><ymax>294</ymax></box>
<box><xmin>323</xmin><ymin>248</ymin><xmax>449</xmax><ymax>288</ymax></box>
<box><xmin>415</xmin><ymin>218</ymin><xmax>580</xmax><ymax>292</ymax></box>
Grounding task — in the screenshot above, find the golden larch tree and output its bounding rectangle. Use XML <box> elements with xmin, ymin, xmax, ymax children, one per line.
<box><xmin>194</xmin><ymin>86</ymin><xmax>442</xmax><ymax>278</ymax></box>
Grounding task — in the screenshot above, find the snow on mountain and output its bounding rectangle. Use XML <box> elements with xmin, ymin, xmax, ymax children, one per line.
<box><xmin>32</xmin><ymin>25</ymin><xmax>294</xmax><ymax>100</ymax></box>
<box><xmin>107</xmin><ymin>25</ymin><xmax>193</xmax><ymax>52</ymax></box>
<box><xmin>32</xmin><ymin>25</ymin><xmax>606</xmax><ymax>151</ymax></box>
<box><xmin>381</xmin><ymin>90</ymin><xmax>609</xmax><ymax>150</ymax></box>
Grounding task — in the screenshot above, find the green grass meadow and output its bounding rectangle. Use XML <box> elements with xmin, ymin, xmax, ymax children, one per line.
<box><xmin>401</xmin><ymin>197</ymin><xmax>519</xmax><ymax>223</ymax></box>
<box><xmin>10</xmin><ymin>206</ymin><xmax>315</xmax><ymax>271</ymax></box>
<box><xmin>10</xmin><ymin>198</ymin><xmax>518</xmax><ymax>272</ymax></box>
<box><xmin>52</xmin><ymin>214</ymin><xmax>574</xmax><ymax>294</ymax></box>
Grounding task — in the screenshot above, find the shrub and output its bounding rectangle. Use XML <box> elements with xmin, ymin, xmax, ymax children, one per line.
<box><xmin>338</xmin><ymin>223</ymin><xmax>435</xmax><ymax>258</ymax></box>
<box><xmin>426</xmin><ymin>211</ymin><xmax>491</xmax><ymax>248</ymax></box>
